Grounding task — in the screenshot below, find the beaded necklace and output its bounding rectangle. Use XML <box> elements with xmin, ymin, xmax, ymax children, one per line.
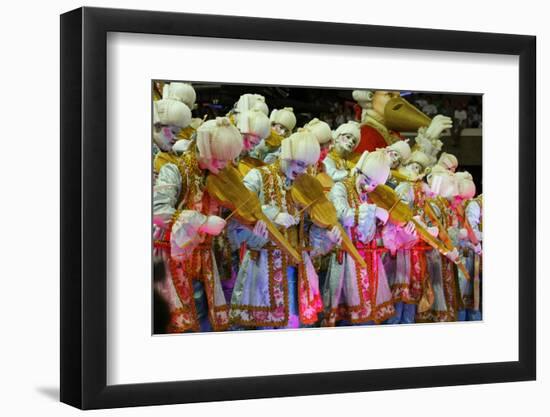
<box><xmin>343</xmin><ymin>174</ymin><xmax>361</xmax><ymax>227</ymax></box>
<box><xmin>260</xmin><ymin>161</ymin><xmax>297</xmax><ymax>216</ymax></box>
<box><xmin>328</xmin><ymin>149</ymin><xmax>355</xmax><ymax>171</ymax></box>
<box><xmin>176</xmin><ymin>150</ymin><xmax>206</xmax><ymax>211</ymax></box>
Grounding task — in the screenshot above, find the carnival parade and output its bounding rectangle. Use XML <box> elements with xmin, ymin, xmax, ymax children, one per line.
<box><xmin>152</xmin><ymin>81</ymin><xmax>483</xmax><ymax>333</ymax></box>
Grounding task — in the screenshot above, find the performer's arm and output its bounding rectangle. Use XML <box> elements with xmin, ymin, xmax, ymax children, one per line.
<box><xmin>323</xmin><ymin>156</ymin><xmax>349</xmax><ymax>182</ymax></box>
<box><xmin>153</xmin><ymin>163</ymin><xmax>182</xmax><ymax>227</ymax></box>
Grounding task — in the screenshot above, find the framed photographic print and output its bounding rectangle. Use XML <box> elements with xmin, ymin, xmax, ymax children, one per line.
<box><xmin>60</xmin><ymin>6</ymin><xmax>536</xmax><ymax>410</ymax></box>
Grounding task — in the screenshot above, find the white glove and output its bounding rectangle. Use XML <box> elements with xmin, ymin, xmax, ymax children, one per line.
<box><xmin>425</xmin><ymin>114</ymin><xmax>453</xmax><ymax>140</ymax></box>
<box><xmin>427</xmin><ymin>226</ymin><xmax>439</xmax><ymax>237</ymax></box>
<box><xmin>375</xmin><ymin>206</ymin><xmax>389</xmax><ymax>225</ymax></box>
<box><xmin>274</xmin><ymin>213</ymin><xmax>297</xmax><ymax>228</ymax></box>
<box><xmin>248</xmin><ymin>220</ymin><xmax>269</xmax><ymax>248</ymax></box>
<box><xmin>252</xmin><ymin>220</ymin><xmax>268</xmax><ymax>240</ymax></box>
<box><xmin>474</xmin><ymin>243</ymin><xmax>483</xmax><ymax>255</ymax></box>
<box><xmin>446</xmin><ymin>247</ymin><xmax>460</xmax><ymax>263</ymax></box>
<box><xmin>404</xmin><ymin>220</ymin><xmax>417</xmax><ymax>236</ymax></box>
<box><xmin>458</xmin><ymin>228</ymin><xmax>468</xmax><ymax>240</ymax></box>
<box><xmin>199</xmin><ymin>215</ymin><xmax>226</xmax><ymax>236</ymax></box>
<box><xmin>327</xmin><ymin>226</ymin><xmax>343</xmax><ymax>245</ymax></box>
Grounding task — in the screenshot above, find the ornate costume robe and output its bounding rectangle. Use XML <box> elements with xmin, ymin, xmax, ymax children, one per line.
<box><xmin>323</xmin><ymin>175</ymin><xmax>395</xmax><ymax>325</ymax></box>
<box><xmin>229</xmin><ymin>162</ymin><xmax>325</xmax><ymax>328</ymax></box>
<box><xmin>153</xmin><ymin>150</ymin><xmax>229</xmax><ymax>332</ymax></box>
<box><xmin>415</xmin><ymin>196</ymin><xmax>460</xmax><ymax>323</ymax></box>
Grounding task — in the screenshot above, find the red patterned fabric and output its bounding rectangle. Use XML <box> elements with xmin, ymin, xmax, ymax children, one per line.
<box><xmin>356</xmin><ymin>124</ymin><xmax>405</xmax><ymax>154</ymax></box>
<box><xmin>357</xmin><ymin>125</ymin><xmax>387</xmax><ymax>153</ymax></box>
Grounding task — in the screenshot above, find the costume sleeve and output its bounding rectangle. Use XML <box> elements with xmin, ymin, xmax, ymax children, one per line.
<box><xmin>243</xmin><ymin>168</ymin><xmax>280</xmax><ymax>220</ymax></box>
<box><xmin>308</xmin><ymin>224</ymin><xmax>336</xmax><ymax>257</ymax></box>
<box><xmin>323</xmin><ymin>156</ymin><xmax>349</xmax><ymax>182</ymax></box>
<box><xmin>243</xmin><ymin>167</ymin><xmax>263</xmax><ymax>195</ymax></box>
<box><xmin>356</xmin><ymin>203</ymin><xmax>377</xmax><ymax>243</ymax></box>
<box><xmin>170</xmin><ymin>210</ymin><xmax>208</xmax><ymax>257</ymax></box>
<box><xmin>153</xmin><ymin>163</ymin><xmax>183</xmax><ymax>226</ymax></box>
<box><xmin>328</xmin><ymin>182</ymin><xmax>355</xmax><ymax>226</ymax></box>
<box><xmin>465</xmin><ymin>201</ymin><xmax>482</xmax><ymax>240</ymax></box>
<box><xmin>263</xmin><ymin>149</ymin><xmax>280</xmax><ymax>165</ymax></box>
<box><xmin>230</xmin><ymin>168</ymin><xmax>272</xmax><ymax>249</ymax></box>
<box><xmin>225</xmin><ymin>219</ymin><xmax>268</xmax><ymax>250</ymax></box>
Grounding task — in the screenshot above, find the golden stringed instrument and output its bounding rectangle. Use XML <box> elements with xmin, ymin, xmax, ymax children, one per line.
<box><xmin>206</xmin><ymin>165</ymin><xmax>302</xmax><ymax>264</ymax></box>
<box><xmin>315</xmin><ymin>172</ymin><xmax>334</xmax><ymax>192</ymax></box>
<box><xmin>390</xmin><ymin>169</ymin><xmax>416</xmax><ymax>183</ymax></box>
<box><xmin>265</xmin><ymin>130</ymin><xmax>284</xmax><ymax>148</ymax></box>
<box><xmin>384</xmin><ymin>96</ymin><xmax>432</xmax><ymax>132</ymax></box>
<box><xmin>423</xmin><ymin>198</ymin><xmax>472</xmax><ymax>281</ymax></box>
<box><xmin>369</xmin><ymin>184</ymin><xmax>471</xmax><ymax>281</ymax></box>
<box><xmin>237</xmin><ymin>156</ymin><xmax>266</xmax><ymax>178</ymax></box>
<box><xmin>290</xmin><ymin>174</ymin><xmax>367</xmax><ymax>269</ymax></box>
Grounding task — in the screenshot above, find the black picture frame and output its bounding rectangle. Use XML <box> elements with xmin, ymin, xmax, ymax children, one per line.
<box><xmin>60</xmin><ymin>6</ymin><xmax>536</xmax><ymax>410</ymax></box>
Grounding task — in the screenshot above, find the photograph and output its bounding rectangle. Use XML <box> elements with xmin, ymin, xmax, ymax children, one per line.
<box><xmin>152</xmin><ymin>81</ymin><xmax>483</xmax><ymax>334</ymax></box>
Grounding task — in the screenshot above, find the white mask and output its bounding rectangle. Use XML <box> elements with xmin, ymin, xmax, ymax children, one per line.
<box><xmin>153</xmin><ymin>126</ymin><xmax>178</xmax><ymax>152</ymax></box>
<box><xmin>272</xmin><ymin>123</ymin><xmax>290</xmax><ymax>137</ymax></box>
<box><xmin>242</xmin><ymin>133</ymin><xmax>261</xmax><ymax>151</ymax></box>
<box><xmin>386</xmin><ymin>150</ymin><xmax>401</xmax><ymax>169</ymax></box>
<box><xmin>281</xmin><ymin>159</ymin><xmax>308</xmax><ymax>181</ymax></box>
<box><xmin>199</xmin><ymin>157</ymin><xmax>229</xmax><ymax>175</ymax></box>
<box><xmin>335</xmin><ymin>133</ymin><xmax>357</xmax><ymax>154</ymax></box>
<box><xmin>398</xmin><ymin>163</ymin><xmax>423</xmax><ymax>180</ymax></box>
<box><xmin>355</xmin><ymin>170</ymin><xmax>379</xmax><ymax>195</ymax></box>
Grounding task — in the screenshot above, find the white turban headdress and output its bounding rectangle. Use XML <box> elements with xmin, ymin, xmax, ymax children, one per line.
<box><xmin>303</xmin><ymin>118</ymin><xmax>332</xmax><ymax>145</ymax></box>
<box><xmin>280</xmin><ymin>130</ymin><xmax>320</xmax><ymax>166</ymax></box>
<box><xmin>196</xmin><ymin>117</ymin><xmax>243</xmax><ymax>161</ymax></box>
<box><xmin>354</xmin><ymin>150</ymin><xmax>391</xmax><ymax>186</ymax></box>
<box><xmin>455</xmin><ymin>171</ymin><xmax>476</xmax><ymax>199</ymax></box>
<box><xmin>438</xmin><ymin>152</ymin><xmax>459</xmax><ymax>171</ymax></box>
<box><xmin>235</xmin><ymin>93</ymin><xmax>269</xmax><ymax>116</ymax></box>
<box><xmin>162</xmin><ymin>82</ymin><xmax>196</xmax><ymax>109</ymax></box>
<box><xmin>153</xmin><ymin>99</ymin><xmax>191</xmax><ymax>128</ymax></box>
<box><xmin>235</xmin><ymin>110</ymin><xmax>271</xmax><ymax>140</ymax></box>
<box><xmin>387</xmin><ymin>140</ymin><xmax>412</xmax><ymax>161</ymax></box>
<box><xmin>270</xmin><ymin>107</ymin><xmax>297</xmax><ymax>131</ymax></box>
<box><xmin>334</xmin><ymin>121</ymin><xmax>361</xmax><ymax>149</ymax></box>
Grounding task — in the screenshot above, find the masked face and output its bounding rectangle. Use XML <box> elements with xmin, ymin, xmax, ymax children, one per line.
<box><xmin>386</xmin><ymin>149</ymin><xmax>401</xmax><ymax>169</ymax></box>
<box><xmin>444</xmin><ymin>163</ymin><xmax>457</xmax><ymax>173</ymax></box>
<box><xmin>335</xmin><ymin>133</ymin><xmax>358</xmax><ymax>154</ymax></box>
<box><xmin>372</xmin><ymin>91</ymin><xmax>400</xmax><ymax>117</ymax></box>
<box><xmin>398</xmin><ymin>163</ymin><xmax>423</xmax><ymax>181</ymax></box>
<box><xmin>203</xmin><ymin>158</ymin><xmax>228</xmax><ymax>175</ymax></box>
<box><xmin>281</xmin><ymin>159</ymin><xmax>308</xmax><ymax>181</ymax></box>
<box><xmin>407</xmin><ymin>162</ymin><xmax>423</xmax><ymax>176</ymax></box>
<box><xmin>153</xmin><ymin>125</ymin><xmax>180</xmax><ymax>152</ymax></box>
<box><xmin>355</xmin><ymin>170</ymin><xmax>380</xmax><ymax>194</ymax></box>
<box><xmin>242</xmin><ymin>133</ymin><xmax>261</xmax><ymax>151</ymax></box>
<box><xmin>272</xmin><ymin>123</ymin><xmax>290</xmax><ymax>138</ymax></box>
